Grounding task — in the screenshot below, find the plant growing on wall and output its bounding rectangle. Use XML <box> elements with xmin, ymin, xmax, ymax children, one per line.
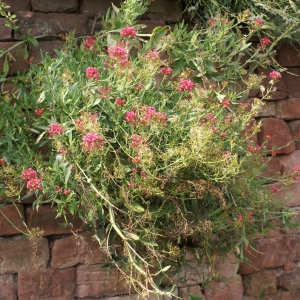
<box><xmin>1</xmin><ymin>0</ymin><xmax>299</xmax><ymax>297</ymax></box>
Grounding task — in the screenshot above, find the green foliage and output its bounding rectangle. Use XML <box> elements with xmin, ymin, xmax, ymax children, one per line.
<box><xmin>1</xmin><ymin>0</ymin><xmax>299</xmax><ymax>298</ymax></box>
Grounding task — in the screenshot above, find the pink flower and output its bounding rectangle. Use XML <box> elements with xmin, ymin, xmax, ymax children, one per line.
<box><xmin>222</xmin><ymin>100</ymin><xmax>231</xmax><ymax>107</ymax></box>
<box><xmin>130</xmin><ymin>134</ymin><xmax>143</xmax><ymax>147</ymax></box>
<box><xmin>35</xmin><ymin>108</ymin><xmax>44</xmax><ymax>116</ymax></box>
<box><xmin>125</xmin><ymin>110</ymin><xmax>138</xmax><ymax>125</ymax></box>
<box><xmin>271</xmin><ymin>186</ymin><xmax>280</xmax><ymax>193</ymax></box>
<box><xmin>161</xmin><ymin>67</ymin><xmax>172</xmax><ymax>75</ymax></box>
<box><xmin>254</xmin><ymin>19</ymin><xmax>263</xmax><ymax>28</ymax></box>
<box><xmin>27</xmin><ymin>56</ymin><xmax>34</xmax><ymax>63</ymax></box>
<box><xmin>86</xmin><ymin>67</ymin><xmax>99</xmax><ymax>80</ymax></box>
<box><xmin>145</xmin><ymin>49</ymin><xmax>160</xmax><ymax>60</ymax></box>
<box><xmin>63</xmin><ymin>188</ymin><xmax>71</xmax><ymax>196</ymax></box>
<box><xmin>237</xmin><ymin>215</ymin><xmax>243</xmax><ymax>223</ymax></box>
<box><xmin>48</xmin><ymin>123</ymin><xmax>64</xmax><ymax>138</ymax></box>
<box><xmin>83</xmin><ymin>36</ymin><xmax>96</xmax><ymax>49</ymax></box>
<box><xmin>115</xmin><ymin>97</ymin><xmax>126</xmax><ymax>108</ymax></box>
<box><xmin>55</xmin><ymin>186</ymin><xmax>62</xmax><ymax>193</ymax></box>
<box><xmin>269</xmin><ymin>71</ymin><xmax>281</xmax><ymax>80</ymax></box>
<box><xmin>178</xmin><ymin>79</ymin><xmax>195</xmax><ymax>92</ymax></box>
<box><xmin>108</xmin><ymin>45</ymin><xmax>129</xmax><ymax>61</ymax></box>
<box><xmin>0</xmin><ymin>158</ymin><xmax>5</xmax><ymax>165</ymax></box>
<box><xmin>206</xmin><ymin>113</ymin><xmax>217</xmax><ymax>123</ymax></box>
<box><xmin>261</xmin><ymin>37</ymin><xmax>270</xmax><ymax>45</ymax></box>
<box><xmin>81</xmin><ymin>132</ymin><xmax>105</xmax><ymax>153</ymax></box>
<box><xmin>140</xmin><ymin>105</ymin><xmax>167</xmax><ymax>126</ymax></box>
<box><xmin>120</xmin><ymin>27</ymin><xmax>136</xmax><ymax>38</ymax></box>
<box><xmin>26</xmin><ymin>177</ymin><xmax>42</xmax><ymax>191</ymax></box>
<box><xmin>59</xmin><ymin>148</ymin><xmax>69</xmax><ymax>156</ymax></box>
<box><xmin>22</xmin><ymin>168</ymin><xmax>37</xmax><ymax>182</ymax></box>
<box><xmin>132</xmin><ymin>156</ymin><xmax>141</xmax><ymax>164</ymax></box>
<box><xmin>99</xmin><ymin>86</ymin><xmax>111</xmax><ymax>99</ymax></box>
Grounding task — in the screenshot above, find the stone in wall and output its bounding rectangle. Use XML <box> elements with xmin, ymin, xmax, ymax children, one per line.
<box><xmin>142</xmin><ymin>0</ymin><xmax>183</xmax><ymax>22</ymax></box>
<box><xmin>18</xmin><ymin>267</ymin><xmax>76</xmax><ymax>299</ymax></box>
<box><xmin>137</xmin><ymin>20</ymin><xmax>166</xmax><ymax>34</ymax></box>
<box><xmin>31</xmin><ymin>0</ymin><xmax>78</xmax><ymax>13</ymax></box>
<box><xmin>276</xmin><ymin>98</ymin><xmax>300</xmax><ymax>120</ymax></box>
<box><xmin>282</xmin><ymin>68</ymin><xmax>300</xmax><ymax>98</ymax></box>
<box><xmin>4</xmin><ymin>0</ymin><xmax>31</xmax><ymax>12</ymax></box>
<box><xmin>204</xmin><ymin>275</ymin><xmax>244</xmax><ymax>300</ymax></box>
<box><xmin>0</xmin><ymin>235</ymin><xmax>49</xmax><ymax>274</ymax></box>
<box><xmin>257</xmin><ymin>118</ymin><xmax>295</xmax><ymax>154</ymax></box>
<box><xmin>179</xmin><ymin>285</ymin><xmax>205</xmax><ymax>300</ymax></box>
<box><xmin>51</xmin><ymin>231</ymin><xmax>105</xmax><ymax>268</ymax></box>
<box><xmin>25</xmin><ymin>205</ymin><xmax>86</xmax><ymax>236</ymax></box>
<box><xmin>79</xmin><ymin>0</ymin><xmax>122</xmax><ymax>18</ymax></box>
<box><xmin>277</xmin><ymin>268</ymin><xmax>300</xmax><ymax>291</ymax></box>
<box><xmin>29</xmin><ymin>40</ymin><xmax>64</xmax><ymax>63</ymax></box>
<box><xmin>276</xmin><ymin>43</ymin><xmax>300</xmax><ymax>67</ymax></box>
<box><xmin>75</xmin><ymin>264</ymin><xmax>131</xmax><ymax>298</ymax></box>
<box><xmin>242</xmin><ymin>269</ymin><xmax>277</xmax><ymax>297</ymax></box>
<box><xmin>258</xmin><ymin>68</ymin><xmax>288</xmax><ymax>100</ymax></box>
<box><xmin>239</xmin><ymin>235</ymin><xmax>300</xmax><ymax>274</ymax></box>
<box><xmin>15</xmin><ymin>12</ymin><xmax>88</xmax><ymax>39</ymax></box>
<box><xmin>0</xmin><ymin>203</ymin><xmax>26</xmax><ymax>236</ymax></box>
<box><xmin>0</xmin><ymin>42</ymin><xmax>29</xmax><ymax>75</ymax></box>
<box><xmin>288</xmin><ymin>120</ymin><xmax>300</xmax><ymax>149</ymax></box>
<box><xmin>0</xmin><ymin>19</ymin><xmax>12</xmax><ymax>41</ymax></box>
<box><xmin>0</xmin><ymin>274</ymin><xmax>17</xmax><ymax>300</ymax></box>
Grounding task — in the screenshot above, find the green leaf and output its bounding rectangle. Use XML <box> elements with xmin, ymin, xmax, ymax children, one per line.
<box><xmin>128</xmin><ymin>202</ymin><xmax>145</xmax><ymax>213</ymax></box>
<box><xmin>141</xmin><ymin>238</ymin><xmax>158</xmax><ymax>247</ymax></box>
<box><xmin>240</xmin><ymin>42</ymin><xmax>252</xmax><ymax>52</ymax></box>
<box><xmin>172</xmin><ymin>58</ymin><xmax>186</xmax><ymax>78</ymax></box>
<box><xmin>3</xmin><ymin>56</ymin><xmax>9</xmax><ymax>76</ymax></box>
<box><xmin>64</xmin><ymin>164</ymin><xmax>72</xmax><ymax>185</ymax></box>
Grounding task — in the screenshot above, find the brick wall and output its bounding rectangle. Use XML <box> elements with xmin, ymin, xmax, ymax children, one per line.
<box><xmin>1</xmin><ymin>0</ymin><xmax>300</xmax><ymax>299</ymax></box>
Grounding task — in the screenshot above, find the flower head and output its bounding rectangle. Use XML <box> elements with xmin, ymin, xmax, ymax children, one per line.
<box><xmin>35</xmin><ymin>108</ymin><xmax>44</xmax><ymax>116</ymax></box>
<box><xmin>22</xmin><ymin>168</ymin><xmax>37</xmax><ymax>182</ymax></box>
<box><xmin>120</xmin><ymin>27</ymin><xmax>136</xmax><ymax>38</ymax></box>
<box><xmin>269</xmin><ymin>71</ymin><xmax>281</xmax><ymax>80</ymax></box>
<box><xmin>125</xmin><ymin>110</ymin><xmax>138</xmax><ymax>125</ymax></box>
<box><xmin>81</xmin><ymin>132</ymin><xmax>105</xmax><ymax>153</ymax></box>
<box><xmin>48</xmin><ymin>123</ymin><xmax>64</xmax><ymax>138</ymax></box>
<box><xmin>27</xmin><ymin>178</ymin><xmax>42</xmax><ymax>191</ymax></box>
<box><xmin>161</xmin><ymin>67</ymin><xmax>172</xmax><ymax>75</ymax></box>
<box><xmin>130</xmin><ymin>134</ymin><xmax>143</xmax><ymax>147</ymax></box>
<box><xmin>83</xmin><ymin>36</ymin><xmax>96</xmax><ymax>49</ymax></box>
<box><xmin>115</xmin><ymin>97</ymin><xmax>126</xmax><ymax>108</ymax></box>
<box><xmin>178</xmin><ymin>79</ymin><xmax>195</xmax><ymax>92</ymax></box>
<box><xmin>86</xmin><ymin>67</ymin><xmax>99</xmax><ymax>80</ymax></box>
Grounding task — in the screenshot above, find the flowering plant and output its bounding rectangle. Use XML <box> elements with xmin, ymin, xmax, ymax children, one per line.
<box><xmin>0</xmin><ymin>0</ymin><xmax>298</xmax><ymax>297</ymax></box>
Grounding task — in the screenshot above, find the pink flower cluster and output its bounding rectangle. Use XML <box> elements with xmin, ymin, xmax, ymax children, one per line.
<box><xmin>55</xmin><ymin>186</ymin><xmax>71</xmax><ymax>195</ymax></box>
<box><xmin>125</xmin><ymin>106</ymin><xmax>167</xmax><ymax>126</ymax></box>
<box><xmin>178</xmin><ymin>79</ymin><xmax>195</xmax><ymax>92</ymax></box>
<box><xmin>48</xmin><ymin>123</ymin><xmax>64</xmax><ymax>138</ymax></box>
<box><xmin>269</xmin><ymin>71</ymin><xmax>281</xmax><ymax>80</ymax></box>
<box><xmin>145</xmin><ymin>49</ymin><xmax>160</xmax><ymax>60</ymax></box>
<box><xmin>257</xmin><ymin>37</ymin><xmax>271</xmax><ymax>50</ymax></box>
<box><xmin>81</xmin><ymin>132</ymin><xmax>105</xmax><ymax>153</ymax></box>
<box><xmin>22</xmin><ymin>168</ymin><xmax>42</xmax><ymax>192</ymax></box>
<box><xmin>120</xmin><ymin>27</ymin><xmax>136</xmax><ymax>38</ymax></box>
<box><xmin>254</xmin><ymin>18</ymin><xmax>263</xmax><ymax>28</ymax></box>
<box><xmin>75</xmin><ymin>112</ymin><xmax>98</xmax><ymax>132</ymax></box>
<box><xmin>130</xmin><ymin>134</ymin><xmax>143</xmax><ymax>147</ymax></box>
<box><xmin>35</xmin><ymin>108</ymin><xmax>44</xmax><ymax>116</ymax></box>
<box><xmin>161</xmin><ymin>67</ymin><xmax>172</xmax><ymax>75</ymax></box>
<box><xmin>222</xmin><ymin>100</ymin><xmax>231</xmax><ymax>107</ymax></box>
<box><xmin>0</xmin><ymin>158</ymin><xmax>5</xmax><ymax>165</ymax></box>
<box><xmin>107</xmin><ymin>43</ymin><xmax>129</xmax><ymax>65</ymax></box>
<box><xmin>99</xmin><ymin>86</ymin><xmax>111</xmax><ymax>99</ymax></box>
<box><xmin>83</xmin><ymin>36</ymin><xmax>96</xmax><ymax>49</ymax></box>
<box><xmin>115</xmin><ymin>97</ymin><xmax>126</xmax><ymax>108</ymax></box>
<box><xmin>86</xmin><ymin>67</ymin><xmax>99</xmax><ymax>80</ymax></box>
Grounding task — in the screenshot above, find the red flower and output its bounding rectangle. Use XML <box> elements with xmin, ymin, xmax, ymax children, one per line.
<box><xmin>83</xmin><ymin>36</ymin><xmax>96</xmax><ymax>49</ymax></box>
<box><xmin>48</xmin><ymin>123</ymin><xmax>64</xmax><ymax>138</ymax></box>
<box><xmin>271</xmin><ymin>186</ymin><xmax>280</xmax><ymax>193</ymax></box>
<box><xmin>161</xmin><ymin>67</ymin><xmax>172</xmax><ymax>75</ymax></box>
<box><xmin>115</xmin><ymin>97</ymin><xmax>126</xmax><ymax>108</ymax></box>
<box><xmin>22</xmin><ymin>168</ymin><xmax>38</xmax><ymax>182</ymax></box>
<box><xmin>86</xmin><ymin>67</ymin><xmax>99</xmax><ymax>80</ymax></box>
<box><xmin>120</xmin><ymin>27</ymin><xmax>136</xmax><ymax>38</ymax></box>
<box><xmin>125</xmin><ymin>110</ymin><xmax>138</xmax><ymax>125</ymax></box>
<box><xmin>178</xmin><ymin>79</ymin><xmax>195</xmax><ymax>92</ymax></box>
<box><xmin>26</xmin><ymin>178</ymin><xmax>42</xmax><ymax>191</ymax></box>
<box><xmin>81</xmin><ymin>132</ymin><xmax>105</xmax><ymax>153</ymax></box>
<box><xmin>269</xmin><ymin>71</ymin><xmax>281</xmax><ymax>80</ymax></box>
<box><xmin>35</xmin><ymin>108</ymin><xmax>44</xmax><ymax>116</ymax></box>
<box><xmin>130</xmin><ymin>134</ymin><xmax>143</xmax><ymax>147</ymax></box>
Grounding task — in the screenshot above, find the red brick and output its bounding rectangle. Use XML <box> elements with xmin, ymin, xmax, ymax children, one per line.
<box><xmin>288</xmin><ymin>120</ymin><xmax>300</xmax><ymax>149</ymax></box>
<box><xmin>142</xmin><ymin>0</ymin><xmax>183</xmax><ymax>22</ymax></box>
<box><xmin>0</xmin><ymin>236</ymin><xmax>49</xmax><ymax>274</ymax></box>
<box><xmin>79</xmin><ymin>0</ymin><xmax>122</xmax><ymax>18</ymax></box>
<box><xmin>0</xmin><ymin>19</ymin><xmax>12</xmax><ymax>41</ymax></box>
<box><xmin>31</xmin><ymin>0</ymin><xmax>78</xmax><ymax>13</ymax></box>
<box><xmin>0</xmin><ymin>274</ymin><xmax>17</xmax><ymax>300</ymax></box>
<box><xmin>257</xmin><ymin>118</ymin><xmax>295</xmax><ymax>154</ymax></box>
<box><xmin>29</xmin><ymin>40</ymin><xmax>64</xmax><ymax>63</ymax></box>
<box><xmin>258</xmin><ymin>68</ymin><xmax>288</xmax><ymax>100</ymax></box>
<box><xmin>26</xmin><ymin>205</ymin><xmax>86</xmax><ymax>236</ymax></box>
<box><xmin>51</xmin><ymin>231</ymin><xmax>105</xmax><ymax>268</ymax></box>
<box><xmin>18</xmin><ymin>268</ymin><xmax>75</xmax><ymax>299</ymax></box>
<box><xmin>276</xmin><ymin>43</ymin><xmax>300</xmax><ymax>67</ymax></box>
<box><xmin>239</xmin><ymin>235</ymin><xmax>300</xmax><ymax>274</ymax></box>
<box><xmin>75</xmin><ymin>264</ymin><xmax>131</xmax><ymax>298</ymax></box>
<box><xmin>0</xmin><ymin>42</ymin><xmax>29</xmax><ymax>75</ymax></box>
<box><xmin>282</xmin><ymin>68</ymin><xmax>300</xmax><ymax>98</ymax></box>
<box><xmin>0</xmin><ymin>204</ymin><xmax>26</xmax><ymax>236</ymax></box>
<box><xmin>3</xmin><ymin>0</ymin><xmax>31</xmax><ymax>12</ymax></box>
<box><xmin>276</xmin><ymin>98</ymin><xmax>300</xmax><ymax>120</ymax></box>
<box><xmin>15</xmin><ymin>12</ymin><xmax>88</xmax><ymax>39</ymax></box>
<box><xmin>204</xmin><ymin>275</ymin><xmax>243</xmax><ymax>300</ymax></box>
<box><xmin>243</xmin><ymin>269</ymin><xmax>277</xmax><ymax>297</ymax></box>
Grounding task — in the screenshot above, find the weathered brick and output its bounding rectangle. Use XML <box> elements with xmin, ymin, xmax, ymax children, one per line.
<box><xmin>283</xmin><ymin>261</ymin><xmax>295</xmax><ymax>272</ymax></box>
<box><xmin>26</xmin><ymin>205</ymin><xmax>86</xmax><ymax>236</ymax></box>
<box><xmin>0</xmin><ymin>42</ymin><xmax>29</xmax><ymax>75</ymax></box>
<box><xmin>257</xmin><ymin>118</ymin><xmax>295</xmax><ymax>154</ymax></box>
<box><xmin>18</xmin><ymin>268</ymin><xmax>75</xmax><ymax>300</ymax></box>
<box><xmin>31</xmin><ymin>0</ymin><xmax>78</xmax><ymax>13</ymax></box>
<box><xmin>179</xmin><ymin>285</ymin><xmax>205</xmax><ymax>300</ymax></box>
<box><xmin>213</xmin><ymin>252</ymin><xmax>239</xmax><ymax>279</ymax></box>
<box><xmin>288</xmin><ymin>120</ymin><xmax>300</xmax><ymax>150</ymax></box>
<box><xmin>239</xmin><ymin>235</ymin><xmax>300</xmax><ymax>274</ymax></box>
<box><xmin>204</xmin><ymin>275</ymin><xmax>243</xmax><ymax>300</ymax></box>
<box><xmin>0</xmin><ymin>203</ymin><xmax>26</xmax><ymax>236</ymax></box>
<box><xmin>0</xmin><ymin>19</ymin><xmax>12</xmax><ymax>41</ymax></box>
<box><xmin>51</xmin><ymin>231</ymin><xmax>105</xmax><ymax>268</ymax></box>
<box><xmin>277</xmin><ymin>268</ymin><xmax>300</xmax><ymax>291</ymax></box>
<box><xmin>282</xmin><ymin>68</ymin><xmax>300</xmax><ymax>98</ymax></box>
<box><xmin>276</xmin><ymin>98</ymin><xmax>300</xmax><ymax>120</ymax></box>
<box><xmin>79</xmin><ymin>0</ymin><xmax>122</xmax><ymax>18</ymax></box>
<box><xmin>276</xmin><ymin>43</ymin><xmax>300</xmax><ymax>67</ymax></box>
<box><xmin>0</xmin><ymin>274</ymin><xmax>17</xmax><ymax>300</ymax></box>
<box><xmin>243</xmin><ymin>269</ymin><xmax>277</xmax><ymax>297</ymax></box>
<box><xmin>258</xmin><ymin>68</ymin><xmax>288</xmax><ymax>100</ymax></box>
<box><xmin>75</xmin><ymin>264</ymin><xmax>131</xmax><ymax>298</ymax></box>
<box><xmin>265</xmin><ymin>291</ymin><xmax>300</xmax><ymax>300</ymax></box>
<box><xmin>15</xmin><ymin>12</ymin><xmax>87</xmax><ymax>39</ymax></box>
<box><xmin>29</xmin><ymin>40</ymin><xmax>64</xmax><ymax>63</ymax></box>
<box><xmin>142</xmin><ymin>0</ymin><xmax>183</xmax><ymax>22</ymax></box>
<box><xmin>270</xmin><ymin>180</ymin><xmax>300</xmax><ymax>207</ymax></box>
<box><xmin>3</xmin><ymin>0</ymin><xmax>31</xmax><ymax>12</ymax></box>
<box><xmin>0</xmin><ymin>235</ymin><xmax>49</xmax><ymax>274</ymax></box>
